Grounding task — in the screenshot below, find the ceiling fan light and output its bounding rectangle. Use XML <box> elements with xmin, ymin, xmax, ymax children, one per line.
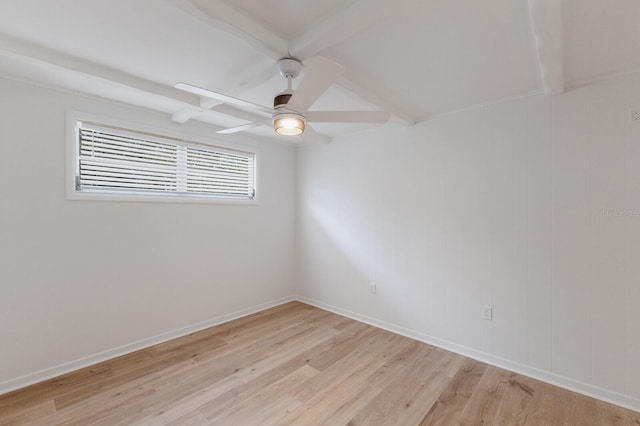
<box><xmin>274</xmin><ymin>114</ymin><xmax>305</xmax><ymax>136</ymax></box>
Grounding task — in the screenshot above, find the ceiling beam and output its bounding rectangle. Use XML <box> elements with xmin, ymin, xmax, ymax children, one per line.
<box><xmin>337</xmin><ymin>77</ymin><xmax>415</xmax><ymax>126</ymax></box>
<box><xmin>527</xmin><ymin>0</ymin><xmax>564</xmax><ymax>95</ymax></box>
<box><xmin>173</xmin><ymin>0</ymin><xmax>415</xmax><ymax>125</ymax></box>
<box><xmin>171</xmin><ymin>0</ymin><xmax>287</xmax><ymax>59</ymax></box>
<box><xmin>289</xmin><ymin>0</ymin><xmax>399</xmax><ymax>59</ymax></box>
<box><xmin>0</xmin><ymin>33</ymin><xmax>198</xmax><ymax>105</ymax></box>
<box><xmin>288</xmin><ymin>0</ymin><xmax>415</xmax><ymax>125</ymax></box>
<box><xmin>0</xmin><ymin>34</ymin><xmax>281</xmax><ymax>141</ymax></box>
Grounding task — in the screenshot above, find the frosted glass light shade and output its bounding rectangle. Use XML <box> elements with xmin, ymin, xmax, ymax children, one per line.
<box><xmin>274</xmin><ymin>114</ymin><xmax>305</xmax><ymax>135</ymax></box>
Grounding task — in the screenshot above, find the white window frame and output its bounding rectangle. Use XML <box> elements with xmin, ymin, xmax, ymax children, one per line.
<box><xmin>66</xmin><ymin>111</ymin><xmax>259</xmax><ymax>204</ymax></box>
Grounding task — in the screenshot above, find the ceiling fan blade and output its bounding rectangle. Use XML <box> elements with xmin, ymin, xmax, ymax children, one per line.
<box><xmin>175</xmin><ymin>82</ymin><xmax>274</xmax><ymax>116</ymax></box>
<box><xmin>171</xmin><ymin>108</ymin><xmax>202</xmax><ymax>124</ymax></box>
<box><xmin>216</xmin><ymin>119</ymin><xmax>272</xmax><ymax>134</ymax></box>
<box><xmin>306</xmin><ymin>110</ymin><xmax>391</xmax><ymax>123</ymax></box>
<box><xmin>286</xmin><ymin>56</ymin><xmax>345</xmax><ymax>114</ymax></box>
<box><xmin>212</xmin><ymin>104</ymin><xmax>270</xmax><ymax>122</ymax></box>
<box><xmin>301</xmin><ymin>125</ymin><xmax>332</xmax><ymax>144</ymax></box>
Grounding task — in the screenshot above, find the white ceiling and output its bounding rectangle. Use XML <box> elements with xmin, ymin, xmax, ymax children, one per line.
<box><xmin>0</xmin><ymin>0</ymin><xmax>639</xmax><ymax>142</ymax></box>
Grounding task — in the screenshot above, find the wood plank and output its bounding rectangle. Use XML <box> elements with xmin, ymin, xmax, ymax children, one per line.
<box><xmin>419</xmin><ymin>358</ymin><xmax>488</xmax><ymax>425</ymax></box>
<box><xmin>280</xmin><ymin>332</ymin><xmax>411</xmax><ymax>425</ymax></box>
<box><xmin>209</xmin><ymin>365</ymin><xmax>318</xmax><ymax>425</ymax></box>
<box><xmin>0</xmin><ymin>301</ymin><xmax>639</xmax><ymax>425</ymax></box>
<box><xmin>0</xmin><ymin>399</ymin><xmax>56</xmax><ymax>425</ymax></box>
<box><xmin>197</xmin><ymin>325</ymin><xmax>343</xmax><ymax>419</ymax></box>
<box><xmin>459</xmin><ymin>366</ymin><xmax>533</xmax><ymax>423</ymax></box>
<box><xmin>347</xmin><ymin>345</ymin><xmax>460</xmax><ymax>425</ymax></box>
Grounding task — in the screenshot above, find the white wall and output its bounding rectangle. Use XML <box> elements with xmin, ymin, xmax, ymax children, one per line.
<box><xmin>0</xmin><ymin>78</ymin><xmax>295</xmax><ymax>390</ymax></box>
<box><xmin>3</xmin><ymin>69</ymin><xmax>640</xmax><ymax>412</ymax></box>
<box><xmin>296</xmin><ymin>72</ymin><xmax>640</xmax><ymax>410</ymax></box>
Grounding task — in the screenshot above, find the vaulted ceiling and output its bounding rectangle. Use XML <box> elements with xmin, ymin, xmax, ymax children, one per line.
<box><xmin>0</xmin><ymin>0</ymin><xmax>639</xmax><ymax>142</ymax></box>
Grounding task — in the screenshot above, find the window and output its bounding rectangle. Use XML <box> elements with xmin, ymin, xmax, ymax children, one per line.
<box><xmin>67</xmin><ymin>115</ymin><xmax>257</xmax><ymax>203</ymax></box>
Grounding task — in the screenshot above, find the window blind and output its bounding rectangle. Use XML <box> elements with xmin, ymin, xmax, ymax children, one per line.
<box><xmin>76</xmin><ymin>124</ymin><xmax>256</xmax><ymax>200</ymax></box>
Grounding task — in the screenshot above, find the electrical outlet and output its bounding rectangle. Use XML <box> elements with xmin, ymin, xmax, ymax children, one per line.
<box><xmin>369</xmin><ymin>282</ymin><xmax>377</xmax><ymax>294</ymax></box>
<box><xmin>630</xmin><ymin>108</ymin><xmax>640</xmax><ymax>123</ymax></box>
<box><xmin>481</xmin><ymin>305</ymin><xmax>493</xmax><ymax>321</ymax></box>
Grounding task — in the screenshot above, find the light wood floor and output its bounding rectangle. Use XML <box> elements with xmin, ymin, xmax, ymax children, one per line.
<box><xmin>1</xmin><ymin>302</ymin><xmax>639</xmax><ymax>425</ymax></box>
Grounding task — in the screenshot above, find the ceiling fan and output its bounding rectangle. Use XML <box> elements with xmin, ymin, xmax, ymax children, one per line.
<box><xmin>175</xmin><ymin>56</ymin><xmax>391</xmax><ymax>138</ymax></box>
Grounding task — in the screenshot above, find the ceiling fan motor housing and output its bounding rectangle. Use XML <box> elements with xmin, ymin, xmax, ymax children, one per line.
<box><xmin>277</xmin><ymin>57</ymin><xmax>302</xmax><ymax>79</ymax></box>
<box><xmin>274</xmin><ymin>93</ymin><xmax>292</xmax><ymax>109</ymax></box>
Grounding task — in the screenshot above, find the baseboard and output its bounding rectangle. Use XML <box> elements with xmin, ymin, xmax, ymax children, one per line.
<box><xmin>0</xmin><ymin>296</ymin><xmax>294</xmax><ymax>396</ymax></box>
<box><xmin>4</xmin><ymin>293</ymin><xmax>639</xmax><ymax>414</ymax></box>
<box><xmin>295</xmin><ymin>295</ymin><xmax>640</xmax><ymax>414</ymax></box>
